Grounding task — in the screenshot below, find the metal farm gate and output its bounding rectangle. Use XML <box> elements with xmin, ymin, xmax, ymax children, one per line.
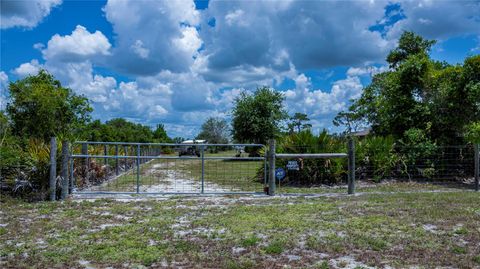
<box><xmin>47</xmin><ymin>139</ymin><xmax>480</xmax><ymax>199</ymax></box>
<box><xmin>70</xmin><ymin>142</ymin><xmax>267</xmax><ymax>194</ymax></box>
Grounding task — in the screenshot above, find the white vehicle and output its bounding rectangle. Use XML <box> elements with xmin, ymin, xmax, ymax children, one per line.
<box><xmin>178</xmin><ymin>140</ymin><xmax>207</xmax><ymax>157</ymax></box>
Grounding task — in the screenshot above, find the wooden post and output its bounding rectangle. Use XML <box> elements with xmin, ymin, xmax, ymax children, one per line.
<box><xmin>81</xmin><ymin>143</ymin><xmax>88</xmax><ymax>172</ymax></box>
<box><xmin>60</xmin><ymin>141</ymin><xmax>69</xmax><ymax>200</ymax></box>
<box><xmin>49</xmin><ymin>137</ymin><xmax>57</xmax><ymax>201</ymax></box>
<box><xmin>69</xmin><ymin>152</ymin><xmax>74</xmax><ymax>194</ymax></box>
<box><xmin>103</xmin><ymin>144</ymin><xmax>108</xmax><ymax>165</ymax></box>
<box><xmin>115</xmin><ymin>144</ymin><xmax>119</xmax><ymax>176</ymax></box>
<box><xmin>347</xmin><ymin>137</ymin><xmax>355</xmax><ymax>195</ymax></box>
<box><xmin>268</xmin><ymin>139</ymin><xmax>276</xmax><ymax>196</ymax></box>
<box><xmin>475</xmin><ymin>144</ymin><xmax>479</xmax><ymax>192</ymax></box>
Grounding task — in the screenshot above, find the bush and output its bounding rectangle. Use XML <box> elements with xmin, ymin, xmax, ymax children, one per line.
<box><xmin>356</xmin><ymin>135</ymin><xmax>398</xmax><ymax>182</ymax></box>
<box><xmin>396</xmin><ymin>128</ymin><xmax>437</xmax><ymax>180</ymax></box>
<box><xmin>465</xmin><ymin>122</ymin><xmax>480</xmax><ymax>144</ymax></box>
<box><xmin>274</xmin><ymin>130</ymin><xmax>347</xmax><ymax>185</ymax></box>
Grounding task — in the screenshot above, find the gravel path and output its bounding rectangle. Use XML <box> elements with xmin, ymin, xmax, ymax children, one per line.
<box><xmin>141</xmin><ymin>162</ymin><xmax>231</xmax><ymax>193</ymax></box>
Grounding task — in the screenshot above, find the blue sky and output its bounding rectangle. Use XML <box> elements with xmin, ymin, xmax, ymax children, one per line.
<box><xmin>1</xmin><ymin>0</ymin><xmax>479</xmax><ymax>138</ymax></box>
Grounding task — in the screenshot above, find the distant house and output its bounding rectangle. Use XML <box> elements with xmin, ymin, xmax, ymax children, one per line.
<box><xmin>351</xmin><ymin>129</ymin><xmax>371</xmax><ymax>138</ymax></box>
<box><xmin>181</xmin><ymin>139</ymin><xmax>207</xmax><ymax>144</ymax></box>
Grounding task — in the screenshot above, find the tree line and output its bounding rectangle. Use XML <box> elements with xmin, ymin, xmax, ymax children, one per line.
<box><xmin>1</xmin><ymin>31</ymin><xmax>479</xmax><ymax>198</ymax></box>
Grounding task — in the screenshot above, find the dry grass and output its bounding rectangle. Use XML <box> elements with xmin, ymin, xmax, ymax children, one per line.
<box><xmin>1</xmin><ymin>187</ymin><xmax>480</xmax><ymax>268</ymax></box>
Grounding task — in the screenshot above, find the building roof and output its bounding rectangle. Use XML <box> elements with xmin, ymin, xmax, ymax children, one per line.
<box><xmin>351</xmin><ymin>129</ymin><xmax>371</xmax><ymax>137</ymax></box>
<box><xmin>181</xmin><ymin>139</ymin><xmax>207</xmax><ymax>144</ymax></box>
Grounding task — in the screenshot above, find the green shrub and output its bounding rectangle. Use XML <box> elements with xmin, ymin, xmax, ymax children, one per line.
<box><xmin>356</xmin><ymin>135</ymin><xmax>397</xmax><ymax>182</ymax></box>
<box><xmin>465</xmin><ymin>122</ymin><xmax>480</xmax><ymax>144</ymax></box>
<box><xmin>397</xmin><ymin>128</ymin><xmax>437</xmax><ymax>180</ymax></box>
<box><xmin>275</xmin><ymin>130</ymin><xmax>346</xmax><ymax>185</ymax></box>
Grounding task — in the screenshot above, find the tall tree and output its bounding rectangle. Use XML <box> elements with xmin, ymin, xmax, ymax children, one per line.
<box><xmin>288</xmin><ymin>112</ymin><xmax>312</xmax><ymax>133</ymax></box>
<box><xmin>196</xmin><ymin>117</ymin><xmax>229</xmax><ymax>144</ymax></box>
<box><xmin>333</xmin><ymin>102</ymin><xmax>368</xmax><ymax>134</ymax></box>
<box><xmin>153</xmin><ymin>124</ymin><xmax>171</xmax><ymax>142</ymax></box>
<box><xmin>334</xmin><ymin>31</ymin><xmax>480</xmax><ymax>144</ymax></box>
<box><xmin>231</xmin><ymin>87</ymin><xmax>287</xmax><ymax>144</ymax></box>
<box><xmin>7</xmin><ymin>70</ymin><xmax>92</xmax><ymax>142</ymax></box>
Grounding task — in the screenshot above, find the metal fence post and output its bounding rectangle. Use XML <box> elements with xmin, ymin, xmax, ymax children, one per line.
<box><xmin>268</xmin><ymin>139</ymin><xmax>276</xmax><ymax>196</ymax></box>
<box><xmin>136</xmin><ymin>144</ymin><xmax>140</xmax><ymax>193</ymax></box>
<box><xmin>69</xmin><ymin>154</ymin><xmax>74</xmax><ymax>193</ymax></box>
<box><xmin>49</xmin><ymin>137</ymin><xmax>57</xmax><ymax>201</ymax></box>
<box><xmin>347</xmin><ymin>137</ymin><xmax>355</xmax><ymax>195</ymax></box>
<box><xmin>81</xmin><ymin>143</ymin><xmax>88</xmax><ymax>173</ymax></box>
<box><xmin>115</xmin><ymin>144</ymin><xmax>119</xmax><ymax>176</ymax></box>
<box><xmin>475</xmin><ymin>144</ymin><xmax>479</xmax><ymax>192</ymax></box>
<box><xmin>201</xmin><ymin>145</ymin><xmax>205</xmax><ymax>194</ymax></box>
<box><xmin>60</xmin><ymin>141</ymin><xmax>69</xmax><ymax>200</ymax></box>
<box><xmin>103</xmin><ymin>144</ymin><xmax>108</xmax><ymax>165</ymax></box>
<box><xmin>124</xmin><ymin>145</ymin><xmax>128</xmax><ymax>170</ymax></box>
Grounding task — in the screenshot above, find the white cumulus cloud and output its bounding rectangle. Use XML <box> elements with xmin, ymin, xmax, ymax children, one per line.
<box><xmin>284</xmin><ymin>73</ymin><xmax>364</xmax><ymax>131</ymax></box>
<box><xmin>12</xmin><ymin>59</ymin><xmax>43</xmax><ymax>77</ymax></box>
<box><xmin>0</xmin><ymin>0</ymin><xmax>61</xmax><ymax>29</ymax></box>
<box><xmin>42</xmin><ymin>25</ymin><xmax>111</xmax><ymax>61</ymax></box>
<box><xmin>103</xmin><ymin>0</ymin><xmax>202</xmax><ymax>75</ymax></box>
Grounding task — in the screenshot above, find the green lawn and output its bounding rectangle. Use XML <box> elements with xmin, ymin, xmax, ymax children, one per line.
<box><xmin>1</xmin><ymin>190</ymin><xmax>479</xmax><ymax>268</ymax></box>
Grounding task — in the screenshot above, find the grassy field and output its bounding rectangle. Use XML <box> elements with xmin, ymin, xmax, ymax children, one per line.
<box><xmin>1</xmin><ymin>186</ymin><xmax>480</xmax><ymax>268</ymax></box>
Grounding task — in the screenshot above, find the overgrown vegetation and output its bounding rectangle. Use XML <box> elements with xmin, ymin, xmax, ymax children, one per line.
<box><xmin>335</xmin><ymin>31</ymin><xmax>480</xmax><ymax>146</ymax></box>
<box><xmin>0</xmin><ymin>72</ymin><xmax>173</xmax><ymax>199</ymax></box>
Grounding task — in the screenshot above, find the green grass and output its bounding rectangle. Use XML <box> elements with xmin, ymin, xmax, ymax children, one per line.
<box><xmin>175</xmin><ymin>158</ymin><xmax>263</xmax><ymax>191</ymax></box>
<box><xmin>277</xmin><ymin>181</ymin><xmax>463</xmax><ymax>194</ymax></box>
<box><xmin>263</xmin><ymin>240</ymin><xmax>285</xmax><ymax>254</ymax></box>
<box><xmin>241</xmin><ymin>235</ymin><xmax>260</xmax><ymax>247</ymax></box>
<box><xmin>1</xmin><ymin>191</ymin><xmax>479</xmax><ymax>268</ymax></box>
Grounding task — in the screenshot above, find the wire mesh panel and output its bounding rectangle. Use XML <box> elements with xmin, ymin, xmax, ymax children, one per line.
<box><xmin>356</xmin><ymin>145</ymin><xmax>476</xmax><ymax>182</ymax></box>
<box><xmin>201</xmin><ymin>145</ymin><xmax>266</xmax><ymax>193</ymax></box>
<box><xmin>273</xmin><ymin>143</ymin><xmax>478</xmax><ymax>193</ymax></box>
<box><xmin>138</xmin><ymin>158</ymin><xmax>203</xmax><ymax>193</ymax></box>
<box><xmin>70</xmin><ymin>142</ymin><xmax>266</xmax><ymax>194</ymax></box>
<box><xmin>272</xmin><ymin>143</ymin><xmax>348</xmax><ymax>194</ymax></box>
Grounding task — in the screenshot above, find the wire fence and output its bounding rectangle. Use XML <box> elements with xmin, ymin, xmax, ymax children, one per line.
<box><xmin>357</xmin><ymin>145</ymin><xmax>476</xmax><ymax>182</ymax></box>
<box><xmin>70</xmin><ymin>143</ymin><xmax>266</xmax><ymax>194</ymax></box>
<box><xmin>2</xmin><ymin>140</ymin><xmax>478</xmax><ymax>197</ymax></box>
<box><xmin>273</xmin><ymin>144</ymin><xmax>479</xmax><ymax>192</ymax></box>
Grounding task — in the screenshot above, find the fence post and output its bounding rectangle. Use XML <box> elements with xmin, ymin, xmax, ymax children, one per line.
<box><xmin>136</xmin><ymin>144</ymin><xmax>140</xmax><ymax>193</ymax></box>
<box><xmin>347</xmin><ymin>137</ymin><xmax>355</xmax><ymax>195</ymax></box>
<box><xmin>268</xmin><ymin>139</ymin><xmax>276</xmax><ymax>196</ymax></box>
<box><xmin>69</xmin><ymin>153</ymin><xmax>74</xmax><ymax>193</ymax></box>
<box><xmin>124</xmin><ymin>145</ymin><xmax>128</xmax><ymax>170</ymax></box>
<box><xmin>81</xmin><ymin>143</ymin><xmax>88</xmax><ymax>173</ymax></box>
<box><xmin>115</xmin><ymin>144</ymin><xmax>119</xmax><ymax>176</ymax></box>
<box><xmin>475</xmin><ymin>144</ymin><xmax>479</xmax><ymax>192</ymax></box>
<box><xmin>49</xmin><ymin>137</ymin><xmax>57</xmax><ymax>201</ymax></box>
<box><xmin>103</xmin><ymin>144</ymin><xmax>107</xmax><ymax>165</ymax></box>
<box><xmin>201</xmin><ymin>145</ymin><xmax>205</xmax><ymax>194</ymax></box>
<box><xmin>60</xmin><ymin>141</ymin><xmax>69</xmax><ymax>200</ymax></box>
